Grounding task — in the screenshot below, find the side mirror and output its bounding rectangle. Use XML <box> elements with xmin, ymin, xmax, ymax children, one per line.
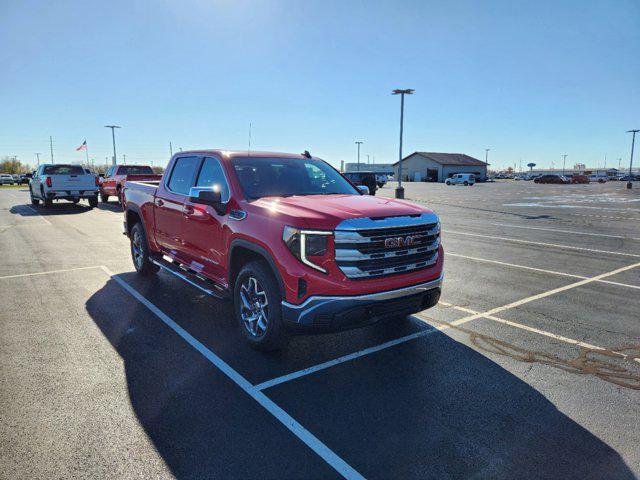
<box><xmin>188</xmin><ymin>186</ymin><xmax>226</xmax><ymax>215</ymax></box>
<box><xmin>356</xmin><ymin>185</ymin><xmax>370</xmax><ymax>195</ymax></box>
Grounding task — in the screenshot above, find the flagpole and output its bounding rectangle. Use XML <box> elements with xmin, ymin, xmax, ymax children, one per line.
<box><xmin>85</xmin><ymin>143</ymin><xmax>89</xmax><ymax>165</ymax></box>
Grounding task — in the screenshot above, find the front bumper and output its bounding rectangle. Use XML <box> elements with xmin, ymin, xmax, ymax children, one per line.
<box><xmin>281</xmin><ymin>274</ymin><xmax>443</xmax><ymax>333</ymax></box>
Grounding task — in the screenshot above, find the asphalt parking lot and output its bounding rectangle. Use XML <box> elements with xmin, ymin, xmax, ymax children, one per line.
<box><xmin>1</xmin><ymin>181</ymin><xmax>639</xmax><ymax>479</ymax></box>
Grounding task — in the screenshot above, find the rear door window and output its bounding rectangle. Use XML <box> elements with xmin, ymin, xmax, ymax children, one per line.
<box><xmin>167</xmin><ymin>156</ymin><xmax>199</xmax><ymax>195</ymax></box>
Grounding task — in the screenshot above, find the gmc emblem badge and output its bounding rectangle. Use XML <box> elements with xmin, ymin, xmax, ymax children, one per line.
<box><xmin>384</xmin><ymin>235</ymin><xmax>420</xmax><ymax>248</ymax></box>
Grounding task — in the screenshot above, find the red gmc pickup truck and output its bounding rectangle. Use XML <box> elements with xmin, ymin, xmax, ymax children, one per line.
<box><xmin>122</xmin><ymin>150</ymin><xmax>443</xmax><ymax>350</ymax></box>
<box><xmin>100</xmin><ymin>164</ymin><xmax>162</xmax><ymax>203</ymax></box>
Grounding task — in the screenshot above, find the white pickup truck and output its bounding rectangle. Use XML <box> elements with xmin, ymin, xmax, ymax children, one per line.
<box><xmin>30</xmin><ymin>164</ymin><xmax>99</xmax><ymax>208</ymax></box>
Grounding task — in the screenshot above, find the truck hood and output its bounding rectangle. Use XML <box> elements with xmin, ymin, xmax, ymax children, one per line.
<box><xmin>251</xmin><ymin>194</ymin><xmax>434</xmax><ymax>229</ymax></box>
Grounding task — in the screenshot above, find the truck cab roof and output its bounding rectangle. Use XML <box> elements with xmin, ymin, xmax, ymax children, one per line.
<box><xmin>176</xmin><ymin>150</ymin><xmax>316</xmax><ymax>161</ymax></box>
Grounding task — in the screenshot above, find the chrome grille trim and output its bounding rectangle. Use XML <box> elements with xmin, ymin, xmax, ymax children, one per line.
<box><xmin>334</xmin><ymin>213</ymin><xmax>441</xmax><ymax>280</ymax></box>
<box><xmin>335</xmin><ymin>238</ymin><xmax>440</xmax><ymax>261</ymax></box>
<box><xmin>334</xmin><ymin>224</ymin><xmax>440</xmax><ymax>244</ymax></box>
<box><xmin>339</xmin><ymin>252</ymin><xmax>439</xmax><ymax>279</ymax></box>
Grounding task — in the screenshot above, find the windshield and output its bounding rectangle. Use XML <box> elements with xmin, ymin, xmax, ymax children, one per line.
<box><xmin>118</xmin><ymin>166</ymin><xmax>153</xmax><ymax>175</ymax></box>
<box><xmin>43</xmin><ymin>165</ymin><xmax>85</xmax><ymax>175</ymax></box>
<box><xmin>232</xmin><ymin>157</ymin><xmax>359</xmax><ymax>199</ymax></box>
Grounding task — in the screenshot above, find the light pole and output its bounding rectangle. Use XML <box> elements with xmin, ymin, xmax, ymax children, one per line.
<box><xmin>355</xmin><ymin>141</ymin><xmax>363</xmax><ymax>171</ymax></box>
<box><xmin>392</xmin><ymin>88</ymin><xmax>414</xmax><ymax>199</ymax></box>
<box><xmin>105</xmin><ymin>125</ymin><xmax>121</xmax><ymax>165</ymax></box>
<box><xmin>627</xmin><ymin>129</ymin><xmax>639</xmax><ymax>189</ymax></box>
<box><xmin>367</xmin><ymin>154</ymin><xmax>370</xmax><ymax>165</ymax></box>
<box><xmin>485</xmin><ymin>148</ymin><xmax>490</xmax><ymax>164</ymax></box>
<box><xmin>35</xmin><ymin>153</ymin><xmax>41</xmax><ymax>167</ymax></box>
<box><xmin>562</xmin><ymin>154</ymin><xmax>567</xmax><ymax>176</ymax></box>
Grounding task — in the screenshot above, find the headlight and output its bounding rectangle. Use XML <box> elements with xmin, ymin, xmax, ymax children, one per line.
<box><xmin>283</xmin><ymin>226</ymin><xmax>332</xmax><ymax>273</ymax></box>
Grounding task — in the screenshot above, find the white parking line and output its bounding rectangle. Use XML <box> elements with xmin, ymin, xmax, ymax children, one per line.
<box><xmin>252</xmin><ymin>327</ymin><xmax>437</xmax><ymax>391</ymax></box>
<box><xmin>100</xmin><ymin>266</ymin><xmax>364</xmax><ymax>480</ymax></box>
<box><xmin>446</xmin><ymin>252</ymin><xmax>640</xmax><ymax>290</ymax></box>
<box><xmin>443</xmin><ymin>230</ymin><xmax>640</xmax><ymax>258</ymax></box>
<box><xmin>22</xmin><ymin>204</ymin><xmax>51</xmax><ymax>225</ymax></box>
<box><xmin>436</xmin><ymin>302</ymin><xmax>640</xmax><ymax>364</ymax></box>
<box><xmin>257</xmin><ymin>261</ymin><xmax>640</xmax><ymax>390</ymax></box>
<box><xmin>0</xmin><ymin>265</ymin><xmax>103</xmax><ymax>280</ymax></box>
<box><xmin>489</xmin><ymin>223</ymin><xmax>640</xmax><ymax>241</ymax></box>
<box><xmin>446</xmin><ymin>261</ymin><xmax>640</xmax><ymax>327</ymax></box>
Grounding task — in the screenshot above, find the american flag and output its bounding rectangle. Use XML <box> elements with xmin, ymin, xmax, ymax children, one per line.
<box><xmin>76</xmin><ymin>140</ymin><xmax>87</xmax><ymax>151</ymax></box>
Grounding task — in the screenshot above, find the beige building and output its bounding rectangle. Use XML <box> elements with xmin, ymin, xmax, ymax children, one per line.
<box><xmin>394</xmin><ymin>152</ymin><xmax>488</xmax><ymax>182</ymax></box>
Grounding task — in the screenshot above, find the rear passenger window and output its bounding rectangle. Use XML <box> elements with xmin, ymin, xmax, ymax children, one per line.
<box><xmin>167</xmin><ymin>156</ymin><xmax>199</xmax><ymax>195</ymax></box>
<box><xmin>196</xmin><ymin>157</ymin><xmax>230</xmax><ymax>201</ymax></box>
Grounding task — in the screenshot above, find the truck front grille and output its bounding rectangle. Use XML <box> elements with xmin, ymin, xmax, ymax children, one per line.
<box><xmin>334</xmin><ymin>214</ymin><xmax>440</xmax><ymax>280</ymax></box>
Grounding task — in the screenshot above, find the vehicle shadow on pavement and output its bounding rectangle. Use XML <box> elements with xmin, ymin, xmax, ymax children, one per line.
<box><xmin>85</xmin><ymin>275</ymin><xmax>636</xmax><ymax>480</ymax></box>
<box><xmin>85</xmin><ymin>276</ymin><xmax>340</xmax><ymax>479</ymax></box>
<box><xmin>266</xmin><ymin>329</ymin><xmax>637</xmax><ymax>480</ymax></box>
<box><xmin>11</xmin><ymin>203</ymin><xmax>91</xmax><ymax>216</ymax></box>
<box><xmin>95</xmin><ymin>202</ymin><xmax>124</xmax><ymax>213</ymax></box>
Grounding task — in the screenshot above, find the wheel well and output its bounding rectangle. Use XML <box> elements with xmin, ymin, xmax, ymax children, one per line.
<box><xmin>126</xmin><ymin>209</ymin><xmax>141</xmax><ymax>235</ymax></box>
<box><xmin>229</xmin><ymin>245</ymin><xmax>283</xmax><ymax>296</ymax></box>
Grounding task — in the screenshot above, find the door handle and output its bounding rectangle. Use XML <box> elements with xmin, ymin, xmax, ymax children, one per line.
<box><xmin>156</xmin><ymin>199</ymin><xmax>164</xmax><ymax>207</ymax></box>
<box><xmin>183</xmin><ymin>205</ymin><xmax>195</xmax><ymax>216</ymax></box>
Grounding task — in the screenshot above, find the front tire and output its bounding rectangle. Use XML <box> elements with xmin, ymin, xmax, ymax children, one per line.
<box><xmin>130</xmin><ymin>223</ymin><xmax>159</xmax><ymax>276</ymax></box>
<box><xmin>30</xmin><ymin>190</ymin><xmax>39</xmax><ymax>205</ymax></box>
<box><xmin>234</xmin><ymin>261</ymin><xmax>289</xmax><ymax>351</ymax></box>
<box><xmin>464</xmin><ymin>181</ymin><xmax>469</xmax><ymax>186</ymax></box>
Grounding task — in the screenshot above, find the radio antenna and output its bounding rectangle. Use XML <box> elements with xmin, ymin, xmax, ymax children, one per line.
<box><xmin>248</xmin><ymin>122</ymin><xmax>252</xmax><ymax>156</ymax></box>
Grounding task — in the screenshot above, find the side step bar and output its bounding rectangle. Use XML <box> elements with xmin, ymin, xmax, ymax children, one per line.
<box><xmin>151</xmin><ymin>255</ymin><xmax>229</xmax><ymax>300</ymax></box>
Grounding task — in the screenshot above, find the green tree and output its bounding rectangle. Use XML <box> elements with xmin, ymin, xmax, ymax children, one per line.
<box><xmin>0</xmin><ymin>156</ymin><xmax>30</xmax><ymax>174</ymax></box>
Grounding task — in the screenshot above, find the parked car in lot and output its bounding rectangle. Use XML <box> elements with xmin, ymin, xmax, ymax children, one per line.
<box><xmin>618</xmin><ymin>174</ymin><xmax>639</xmax><ymax>182</ymax></box>
<box><xmin>376</xmin><ymin>174</ymin><xmax>388</xmax><ymax>188</ymax></box>
<box><xmin>29</xmin><ymin>164</ymin><xmax>99</xmax><ymax>208</ymax></box>
<box><xmin>0</xmin><ymin>173</ymin><xmax>15</xmax><ymax>185</ymax></box>
<box><xmin>123</xmin><ymin>150</ymin><xmax>443</xmax><ymax>350</ymax></box>
<box><xmin>588</xmin><ymin>174</ymin><xmax>607</xmax><ymax>183</ymax></box>
<box><xmin>100</xmin><ymin>164</ymin><xmax>162</xmax><ymax>203</ymax></box>
<box><xmin>533</xmin><ymin>174</ymin><xmax>570</xmax><ymax>184</ymax></box>
<box><xmin>570</xmin><ymin>174</ymin><xmax>589</xmax><ymax>184</ymax></box>
<box><xmin>18</xmin><ymin>174</ymin><xmax>32</xmax><ymax>185</ymax></box>
<box><xmin>445</xmin><ymin>173</ymin><xmax>475</xmax><ymax>186</ymax></box>
<box><xmin>341</xmin><ymin>171</ymin><xmax>377</xmax><ymax>195</ymax></box>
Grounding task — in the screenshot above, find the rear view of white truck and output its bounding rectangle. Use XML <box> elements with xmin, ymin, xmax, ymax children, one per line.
<box><xmin>30</xmin><ymin>164</ymin><xmax>99</xmax><ymax>208</ymax></box>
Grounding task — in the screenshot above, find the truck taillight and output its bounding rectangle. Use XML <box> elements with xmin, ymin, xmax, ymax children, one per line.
<box><xmin>94</xmin><ymin>176</ymin><xmax>99</xmax><ymax>186</ymax></box>
<box><xmin>45</xmin><ymin>177</ymin><xmax>52</xmax><ymax>187</ymax></box>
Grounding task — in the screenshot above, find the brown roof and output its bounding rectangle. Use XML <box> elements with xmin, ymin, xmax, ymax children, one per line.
<box><xmin>393</xmin><ymin>152</ymin><xmax>489</xmax><ymax>167</ymax></box>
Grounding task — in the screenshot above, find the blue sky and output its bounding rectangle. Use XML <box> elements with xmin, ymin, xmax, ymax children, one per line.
<box><xmin>1</xmin><ymin>0</ymin><xmax>639</xmax><ymax>171</ymax></box>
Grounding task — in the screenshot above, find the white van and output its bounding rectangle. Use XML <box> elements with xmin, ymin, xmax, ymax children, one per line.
<box><xmin>445</xmin><ymin>173</ymin><xmax>476</xmax><ymax>186</ymax></box>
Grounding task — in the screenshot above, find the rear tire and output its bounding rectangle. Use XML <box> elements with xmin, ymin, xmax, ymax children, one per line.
<box><xmin>464</xmin><ymin>181</ymin><xmax>468</xmax><ymax>186</ymax></box>
<box><xmin>234</xmin><ymin>261</ymin><xmax>289</xmax><ymax>351</ymax></box>
<box><xmin>100</xmin><ymin>192</ymin><xmax>109</xmax><ymax>203</ymax></box>
<box><xmin>130</xmin><ymin>223</ymin><xmax>159</xmax><ymax>276</ymax></box>
<box><xmin>88</xmin><ymin>196</ymin><xmax>98</xmax><ymax>208</ymax></box>
<box><xmin>43</xmin><ymin>197</ymin><xmax>52</xmax><ymax>208</ymax></box>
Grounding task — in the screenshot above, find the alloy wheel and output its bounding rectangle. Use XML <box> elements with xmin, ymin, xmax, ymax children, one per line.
<box><xmin>239</xmin><ymin>276</ymin><xmax>269</xmax><ymax>338</ymax></box>
<box><xmin>132</xmin><ymin>230</ymin><xmax>144</xmax><ymax>269</ymax></box>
